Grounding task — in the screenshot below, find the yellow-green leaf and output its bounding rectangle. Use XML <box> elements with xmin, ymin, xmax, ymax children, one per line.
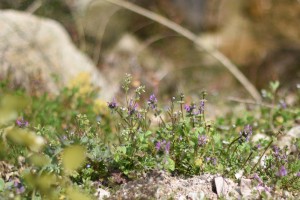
<box><xmin>62</xmin><ymin>145</ymin><xmax>86</xmax><ymax>172</ymax></box>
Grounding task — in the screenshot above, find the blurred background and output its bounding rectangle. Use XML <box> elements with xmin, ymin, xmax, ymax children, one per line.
<box><xmin>0</xmin><ymin>0</ymin><xmax>299</xmax><ymax>110</ymax></box>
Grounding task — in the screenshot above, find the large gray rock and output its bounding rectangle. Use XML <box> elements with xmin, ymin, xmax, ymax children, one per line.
<box><xmin>0</xmin><ymin>10</ymin><xmax>111</xmax><ymax>99</ymax></box>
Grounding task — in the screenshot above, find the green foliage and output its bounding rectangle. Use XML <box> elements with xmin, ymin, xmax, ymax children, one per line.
<box><xmin>0</xmin><ymin>77</ymin><xmax>299</xmax><ymax>199</ymax></box>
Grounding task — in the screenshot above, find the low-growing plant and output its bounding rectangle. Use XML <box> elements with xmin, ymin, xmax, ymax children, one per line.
<box><xmin>0</xmin><ymin>76</ymin><xmax>299</xmax><ymax>199</ymax></box>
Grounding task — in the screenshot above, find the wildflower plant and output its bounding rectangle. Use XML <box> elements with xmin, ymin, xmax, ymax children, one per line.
<box><xmin>0</xmin><ymin>76</ymin><xmax>299</xmax><ymax>199</ymax></box>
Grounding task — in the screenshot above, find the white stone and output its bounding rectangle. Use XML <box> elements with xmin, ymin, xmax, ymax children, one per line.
<box><xmin>235</xmin><ymin>169</ymin><xmax>244</xmax><ymax>179</ymax></box>
<box><xmin>240</xmin><ymin>178</ymin><xmax>252</xmax><ymax>197</ymax></box>
<box><xmin>277</xmin><ymin>126</ymin><xmax>300</xmax><ymax>149</ymax></box>
<box><xmin>95</xmin><ymin>188</ymin><xmax>110</xmax><ymax>200</ymax></box>
<box><xmin>0</xmin><ymin>10</ymin><xmax>111</xmax><ymax>99</ymax></box>
<box><xmin>214</xmin><ymin>176</ymin><xmax>229</xmax><ymax>197</ymax></box>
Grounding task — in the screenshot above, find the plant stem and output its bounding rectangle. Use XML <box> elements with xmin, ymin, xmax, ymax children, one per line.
<box><xmin>227</xmin><ymin>136</ymin><xmax>241</xmax><ymax>152</ymax></box>
<box><xmin>251</xmin><ymin>139</ymin><xmax>273</xmax><ymax>173</ymax></box>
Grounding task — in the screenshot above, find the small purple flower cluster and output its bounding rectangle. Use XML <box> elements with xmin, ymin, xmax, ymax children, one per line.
<box><xmin>184</xmin><ymin>100</ymin><xmax>205</xmax><ymax>116</ymax></box>
<box><xmin>128</xmin><ymin>100</ymin><xmax>138</xmax><ymax>115</ymax></box>
<box><xmin>156</xmin><ymin>140</ymin><xmax>171</xmax><ymax>154</ymax></box>
<box><xmin>147</xmin><ymin>94</ymin><xmax>157</xmax><ymax>109</ymax></box>
<box><xmin>253</xmin><ymin>173</ymin><xmax>271</xmax><ymax>193</ymax></box>
<box><xmin>184</xmin><ymin>104</ymin><xmax>196</xmax><ymax>114</ymax></box>
<box><xmin>205</xmin><ymin>157</ymin><xmax>217</xmax><ymax>166</ymax></box>
<box><xmin>108</xmin><ymin>98</ymin><xmax>117</xmax><ymax>109</ymax></box>
<box><xmin>277</xmin><ymin>166</ymin><xmax>288</xmax><ymax>177</ymax></box>
<box><xmin>198</xmin><ymin>135</ymin><xmax>208</xmax><ymax>146</ymax></box>
<box><xmin>279</xmin><ymin>100</ymin><xmax>287</xmax><ymax>109</ymax></box>
<box><xmin>16</xmin><ymin>117</ymin><xmax>29</xmax><ymax>128</ymax></box>
<box><xmin>13</xmin><ymin>178</ymin><xmax>25</xmax><ymax>194</ymax></box>
<box><xmin>199</xmin><ymin>100</ymin><xmax>205</xmax><ymax>114</ymax></box>
<box><xmin>239</xmin><ymin>124</ymin><xmax>252</xmax><ymax>143</ymax></box>
<box><xmin>272</xmin><ymin>145</ymin><xmax>288</xmax><ymax>162</ymax></box>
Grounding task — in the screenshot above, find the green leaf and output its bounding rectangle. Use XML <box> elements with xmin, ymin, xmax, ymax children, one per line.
<box><xmin>145</xmin><ymin>131</ymin><xmax>152</xmax><ymax>137</ymax></box>
<box><xmin>66</xmin><ymin>187</ymin><xmax>92</xmax><ymax>200</ymax></box>
<box><xmin>270</xmin><ymin>81</ymin><xmax>280</xmax><ymax>92</ymax></box>
<box><xmin>0</xmin><ymin>178</ymin><xmax>4</xmax><ymax>192</ymax></box>
<box><xmin>165</xmin><ymin>157</ymin><xmax>175</xmax><ymax>171</ymax></box>
<box><xmin>29</xmin><ymin>153</ymin><xmax>51</xmax><ymax>167</ymax></box>
<box><xmin>6</xmin><ymin>127</ymin><xmax>45</xmax><ymax>152</ymax></box>
<box><xmin>62</xmin><ymin>145</ymin><xmax>87</xmax><ymax>172</ymax></box>
<box><xmin>116</xmin><ymin>146</ymin><xmax>126</xmax><ymax>154</ymax></box>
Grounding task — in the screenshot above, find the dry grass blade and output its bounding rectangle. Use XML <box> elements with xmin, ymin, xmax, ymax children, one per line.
<box><xmin>103</xmin><ymin>0</ymin><xmax>262</xmax><ymax>102</ymax></box>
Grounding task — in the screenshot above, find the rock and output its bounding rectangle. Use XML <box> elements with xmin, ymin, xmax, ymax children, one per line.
<box><xmin>234</xmin><ymin>169</ymin><xmax>244</xmax><ymax>180</ymax></box>
<box><xmin>252</xmin><ymin>133</ymin><xmax>270</xmax><ymax>143</ymax></box>
<box><xmin>0</xmin><ymin>10</ymin><xmax>112</xmax><ymax>99</ymax></box>
<box><xmin>109</xmin><ymin>172</ymin><xmax>243</xmax><ymax>199</ymax></box>
<box><xmin>187</xmin><ymin>191</ymin><xmax>205</xmax><ymax>200</ymax></box>
<box><xmin>109</xmin><ymin>172</ymin><xmax>219</xmax><ymax>199</ymax></box>
<box><xmin>240</xmin><ymin>178</ymin><xmax>252</xmax><ymax>197</ymax></box>
<box><xmin>214</xmin><ymin>176</ymin><xmax>229</xmax><ymax>197</ymax></box>
<box><xmin>277</xmin><ymin>126</ymin><xmax>300</xmax><ymax>150</ymax></box>
<box><xmin>287</xmin><ymin>126</ymin><xmax>300</xmax><ymax>138</ymax></box>
<box><xmin>95</xmin><ymin>188</ymin><xmax>110</xmax><ymax>200</ymax></box>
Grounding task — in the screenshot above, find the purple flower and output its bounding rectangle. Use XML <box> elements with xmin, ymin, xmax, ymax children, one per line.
<box><xmin>184</xmin><ymin>104</ymin><xmax>195</xmax><ymax>113</ymax></box>
<box><xmin>199</xmin><ymin>100</ymin><xmax>205</xmax><ymax>114</ymax></box>
<box><xmin>296</xmin><ymin>172</ymin><xmax>300</xmax><ymax>177</ymax></box>
<box><xmin>108</xmin><ymin>98</ymin><xmax>117</xmax><ymax>109</ymax></box>
<box><xmin>165</xmin><ymin>141</ymin><xmax>170</xmax><ymax>154</ymax></box>
<box><xmin>279</xmin><ymin>100</ymin><xmax>287</xmax><ymax>109</ymax></box>
<box><xmin>155</xmin><ymin>141</ymin><xmax>162</xmax><ymax>151</ymax></box>
<box><xmin>16</xmin><ymin>186</ymin><xmax>25</xmax><ymax>194</ymax></box>
<box><xmin>16</xmin><ymin>117</ymin><xmax>29</xmax><ymax>128</ymax></box>
<box><xmin>198</xmin><ymin>135</ymin><xmax>208</xmax><ymax>146</ymax></box>
<box><xmin>256</xmin><ymin>144</ymin><xmax>262</xmax><ymax>150</ymax></box>
<box><xmin>253</xmin><ymin>173</ymin><xmax>263</xmax><ymax>185</ymax></box>
<box><xmin>272</xmin><ymin>145</ymin><xmax>280</xmax><ymax>157</ymax></box>
<box><xmin>136</xmin><ymin>112</ymin><xmax>143</xmax><ymax>119</ymax></box>
<box><xmin>211</xmin><ymin>157</ymin><xmax>217</xmax><ymax>166</ymax></box>
<box><xmin>86</xmin><ymin>164</ymin><xmax>91</xmax><ymax>168</ymax></box>
<box><xmin>155</xmin><ymin>140</ymin><xmax>170</xmax><ymax>154</ymax></box>
<box><xmin>13</xmin><ymin>178</ymin><xmax>25</xmax><ymax>194</ymax></box>
<box><xmin>277</xmin><ymin>166</ymin><xmax>288</xmax><ymax>177</ymax></box>
<box><xmin>272</xmin><ymin>146</ymin><xmax>287</xmax><ymax>162</ymax></box>
<box><xmin>148</xmin><ymin>94</ymin><xmax>157</xmax><ymax>109</ymax></box>
<box><xmin>128</xmin><ymin>100</ymin><xmax>138</xmax><ymax>115</ymax></box>
<box><xmin>205</xmin><ymin>157</ymin><xmax>211</xmax><ymax>162</ymax></box>
<box><xmin>205</xmin><ymin>157</ymin><xmax>217</xmax><ymax>165</ymax></box>
<box><xmin>239</xmin><ymin>124</ymin><xmax>253</xmax><ymax>142</ymax></box>
<box><xmin>14</xmin><ymin>179</ymin><xmax>20</xmax><ymax>187</ymax></box>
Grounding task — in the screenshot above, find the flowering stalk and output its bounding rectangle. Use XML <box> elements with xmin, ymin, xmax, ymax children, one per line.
<box><xmin>251</xmin><ymin>130</ymin><xmax>282</xmax><ymax>173</ymax></box>
<box><xmin>180</xmin><ymin>93</ymin><xmax>184</xmax><ymax>120</ymax></box>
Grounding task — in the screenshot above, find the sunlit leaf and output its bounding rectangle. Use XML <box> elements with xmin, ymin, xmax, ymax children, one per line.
<box><xmin>0</xmin><ymin>94</ymin><xmax>30</xmax><ymax>111</ymax></box>
<box><xmin>194</xmin><ymin>158</ymin><xmax>203</xmax><ymax>167</ymax></box>
<box><xmin>164</xmin><ymin>157</ymin><xmax>175</xmax><ymax>171</ymax></box>
<box><xmin>0</xmin><ymin>178</ymin><xmax>4</xmax><ymax>192</ymax></box>
<box><xmin>29</xmin><ymin>153</ymin><xmax>51</xmax><ymax>167</ymax></box>
<box><xmin>62</xmin><ymin>145</ymin><xmax>86</xmax><ymax>172</ymax></box>
<box><xmin>66</xmin><ymin>187</ymin><xmax>91</xmax><ymax>200</ymax></box>
<box><xmin>24</xmin><ymin>172</ymin><xmax>57</xmax><ymax>194</ymax></box>
<box><xmin>116</xmin><ymin>146</ymin><xmax>126</xmax><ymax>154</ymax></box>
<box><xmin>6</xmin><ymin>127</ymin><xmax>45</xmax><ymax>152</ymax></box>
<box><xmin>0</xmin><ymin>109</ymin><xmax>17</xmax><ymax>125</ymax></box>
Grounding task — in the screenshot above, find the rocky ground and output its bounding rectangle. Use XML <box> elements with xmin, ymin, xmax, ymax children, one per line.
<box><xmin>95</xmin><ymin>171</ymin><xmax>299</xmax><ymax>200</ymax></box>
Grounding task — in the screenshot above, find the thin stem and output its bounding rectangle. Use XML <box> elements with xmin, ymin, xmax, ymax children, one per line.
<box><xmin>251</xmin><ymin>139</ymin><xmax>273</xmax><ymax>173</ymax></box>
<box><xmin>243</xmin><ymin>151</ymin><xmax>253</xmax><ymax>168</ymax></box>
<box><xmin>227</xmin><ymin>136</ymin><xmax>241</xmax><ymax>152</ymax></box>
<box><xmin>103</xmin><ymin>0</ymin><xmax>262</xmax><ymax>102</ymax></box>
